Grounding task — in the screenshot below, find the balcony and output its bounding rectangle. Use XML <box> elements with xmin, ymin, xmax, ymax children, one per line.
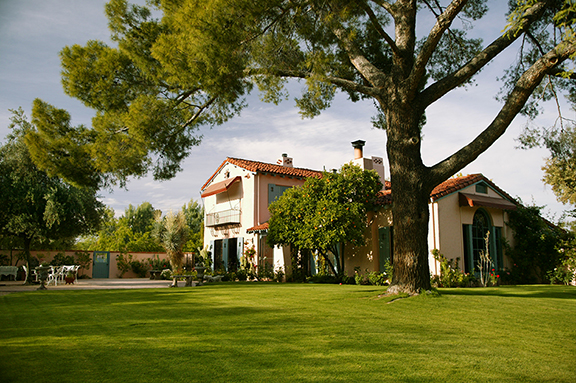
<box><xmin>206</xmin><ymin>209</ymin><xmax>241</xmax><ymax>227</ymax></box>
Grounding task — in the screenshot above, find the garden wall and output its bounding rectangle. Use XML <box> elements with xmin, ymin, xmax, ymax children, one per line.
<box><xmin>0</xmin><ymin>250</ymin><xmax>173</xmax><ymax>280</ymax></box>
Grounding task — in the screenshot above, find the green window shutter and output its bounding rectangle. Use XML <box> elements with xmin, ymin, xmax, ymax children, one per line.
<box><xmin>268</xmin><ymin>184</ymin><xmax>291</xmax><ymax>205</ymax></box>
<box><xmin>222</xmin><ymin>238</ymin><xmax>229</xmax><ymax>272</ymax></box>
<box><xmin>463</xmin><ymin>224</ymin><xmax>473</xmax><ymax>273</ymax></box>
<box><xmin>378</xmin><ymin>227</ymin><xmax>393</xmax><ymax>272</ymax></box>
<box><xmin>491</xmin><ymin>227</ymin><xmax>502</xmax><ymax>271</ymax></box>
<box><xmin>237</xmin><ymin>237</ymin><xmax>244</xmax><ymax>262</ymax></box>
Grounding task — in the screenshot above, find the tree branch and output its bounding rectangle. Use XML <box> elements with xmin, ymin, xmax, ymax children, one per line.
<box><xmin>409</xmin><ymin>0</ymin><xmax>468</xmax><ymax>97</ymax></box>
<box><xmin>358</xmin><ymin>0</ymin><xmax>400</xmax><ymax>57</ymax></box>
<box><xmin>249</xmin><ymin>67</ymin><xmax>380</xmax><ymax>98</ymax></box>
<box><xmin>428</xmin><ymin>40</ymin><xmax>576</xmax><ymax>187</ymax></box>
<box><xmin>182</xmin><ymin>96</ymin><xmax>217</xmax><ymax>129</ymax></box>
<box><xmin>419</xmin><ymin>0</ymin><xmax>550</xmax><ymax>109</ymax></box>
<box><xmin>368</xmin><ymin>0</ymin><xmax>394</xmax><ymax>15</ymax></box>
<box><xmin>332</xmin><ymin>26</ymin><xmax>388</xmax><ymax>88</ymax></box>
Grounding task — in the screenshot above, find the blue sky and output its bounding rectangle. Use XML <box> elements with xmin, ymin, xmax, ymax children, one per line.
<box><xmin>0</xmin><ymin>0</ymin><xmax>572</xmax><ymax>220</ymax></box>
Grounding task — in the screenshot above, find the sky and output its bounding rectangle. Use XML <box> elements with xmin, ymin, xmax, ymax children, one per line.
<box><xmin>0</xmin><ymin>0</ymin><xmax>573</xmax><ymax>221</ymax></box>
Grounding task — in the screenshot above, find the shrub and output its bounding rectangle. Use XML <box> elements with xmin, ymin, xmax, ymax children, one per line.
<box><xmin>75</xmin><ymin>251</ymin><xmax>91</xmax><ymax>276</ymax></box>
<box><xmin>50</xmin><ymin>253</ymin><xmax>75</xmax><ymax>266</ymax></box>
<box><xmin>274</xmin><ymin>265</ymin><xmax>285</xmax><ymax>282</ymax></box>
<box><xmin>130</xmin><ymin>259</ymin><xmax>149</xmax><ymax>278</ymax></box>
<box><xmin>354</xmin><ymin>267</ymin><xmax>365</xmax><ymax>285</ymax></box>
<box><xmin>431</xmin><ymin>249</ymin><xmax>475</xmax><ymax>288</ymax></box>
<box><xmin>147</xmin><ymin>254</ymin><xmax>171</xmax><ymax>270</ymax></box>
<box><xmin>368</xmin><ymin>271</ymin><xmax>387</xmax><ymax>286</ymax></box>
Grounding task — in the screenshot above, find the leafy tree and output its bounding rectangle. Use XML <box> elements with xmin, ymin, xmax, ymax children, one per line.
<box><xmin>77</xmin><ymin>203</ymin><xmax>164</xmax><ymax>252</ymax></box>
<box><xmin>181</xmin><ymin>199</ymin><xmax>204</xmax><ymax>255</ymax></box>
<box><xmin>0</xmin><ymin>108</ymin><xmax>105</xmax><ymax>282</ymax></box>
<box><xmin>123</xmin><ymin>202</ymin><xmax>158</xmax><ymax>234</ymax></box>
<box><xmin>268</xmin><ymin>163</ymin><xmax>382</xmax><ymax>278</ymax></box>
<box><xmin>25</xmin><ymin>0</ymin><xmax>576</xmax><ymax>294</ymax></box>
<box><xmin>520</xmin><ymin>125</ymin><xmax>576</xmax><ymax>206</ymax></box>
<box><xmin>505</xmin><ymin>204</ymin><xmax>565</xmax><ymax>283</ymax></box>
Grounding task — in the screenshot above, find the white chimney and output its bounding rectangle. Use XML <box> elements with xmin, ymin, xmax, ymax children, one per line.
<box><xmin>371</xmin><ymin>156</ymin><xmax>386</xmax><ymax>186</ymax></box>
<box><xmin>351</xmin><ymin>141</ymin><xmax>385</xmax><ymax>189</ymax></box>
<box><xmin>277</xmin><ymin>153</ymin><xmax>293</xmax><ymax>167</ymax></box>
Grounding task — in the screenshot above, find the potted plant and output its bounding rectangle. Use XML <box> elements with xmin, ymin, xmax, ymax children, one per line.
<box><xmin>64</xmin><ymin>270</ymin><xmax>75</xmax><ymax>284</ymax></box>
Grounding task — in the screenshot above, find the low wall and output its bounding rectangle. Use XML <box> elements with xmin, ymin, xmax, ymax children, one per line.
<box><xmin>0</xmin><ymin>250</ymin><xmax>172</xmax><ymax>279</ymax></box>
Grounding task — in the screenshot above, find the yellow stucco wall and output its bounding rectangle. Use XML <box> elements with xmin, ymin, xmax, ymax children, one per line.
<box><xmin>342</xmin><ymin>208</ymin><xmax>393</xmax><ymax>276</ymax></box>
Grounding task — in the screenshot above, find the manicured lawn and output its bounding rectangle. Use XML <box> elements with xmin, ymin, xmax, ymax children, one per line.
<box><xmin>0</xmin><ymin>284</ymin><xmax>574</xmax><ymax>382</ymax></box>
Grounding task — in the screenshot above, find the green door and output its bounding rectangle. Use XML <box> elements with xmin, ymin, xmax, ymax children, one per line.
<box><xmin>93</xmin><ymin>251</ymin><xmax>110</xmax><ymax>278</ymax></box>
<box><xmin>378</xmin><ymin>227</ymin><xmax>393</xmax><ymax>272</ymax></box>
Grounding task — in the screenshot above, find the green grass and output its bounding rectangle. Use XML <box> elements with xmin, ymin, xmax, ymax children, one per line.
<box><xmin>0</xmin><ymin>284</ymin><xmax>574</xmax><ymax>383</ymax></box>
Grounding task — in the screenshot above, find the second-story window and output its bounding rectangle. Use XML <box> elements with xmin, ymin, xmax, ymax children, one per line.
<box><xmin>268</xmin><ymin>184</ymin><xmax>291</xmax><ymax>205</ymax></box>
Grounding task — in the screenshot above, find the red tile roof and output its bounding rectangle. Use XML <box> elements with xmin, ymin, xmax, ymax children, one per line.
<box><xmin>430</xmin><ymin>173</ymin><xmax>515</xmax><ymax>202</ymax></box>
<box><xmin>246</xmin><ymin>222</ymin><xmax>269</xmax><ymax>233</ymax></box>
<box><xmin>201</xmin><ymin>157</ymin><xmax>323</xmax><ymax>191</ymax></box>
<box><xmin>375</xmin><ymin>174</ymin><xmax>516</xmax><ymax>206</ymax></box>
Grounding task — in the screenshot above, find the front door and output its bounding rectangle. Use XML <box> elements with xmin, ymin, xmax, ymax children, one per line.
<box><xmin>93</xmin><ymin>251</ymin><xmax>110</xmax><ymax>278</ymax></box>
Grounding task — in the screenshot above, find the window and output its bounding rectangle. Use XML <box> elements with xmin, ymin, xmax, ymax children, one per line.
<box><xmin>268</xmin><ymin>184</ymin><xmax>291</xmax><ymax>205</ymax></box>
<box><xmin>475</xmin><ymin>182</ymin><xmax>488</xmax><ymax>194</ymax></box>
<box><xmin>463</xmin><ymin>209</ymin><xmax>502</xmax><ymax>273</ymax></box>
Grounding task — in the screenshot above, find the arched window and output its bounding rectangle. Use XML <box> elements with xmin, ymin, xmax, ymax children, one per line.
<box><xmin>463</xmin><ymin>209</ymin><xmax>502</xmax><ymax>273</ymax></box>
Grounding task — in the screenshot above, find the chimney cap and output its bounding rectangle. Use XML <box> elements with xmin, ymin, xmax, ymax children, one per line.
<box><xmin>351</xmin><ymin>140</ymin><xmax>366</xmax><ymax>149</ymax></box>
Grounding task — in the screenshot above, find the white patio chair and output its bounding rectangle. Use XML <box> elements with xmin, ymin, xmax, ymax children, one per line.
<box><xmin>47</xmin><ymin>266</ymin><xmax>64</xmax><ymax>286</ymax></box>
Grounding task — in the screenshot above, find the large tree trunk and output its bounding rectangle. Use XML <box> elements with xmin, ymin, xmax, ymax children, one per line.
<box><xmin>385</xmin><ymin>101</ymin><xmax>432</xmax><ymax>295</ymax></box>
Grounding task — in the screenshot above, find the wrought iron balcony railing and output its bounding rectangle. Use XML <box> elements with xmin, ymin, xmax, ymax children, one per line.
<box><xmin>206</xmin><ymin>209</ymin><xmax>241</xmax><ymax>227</ymax></box>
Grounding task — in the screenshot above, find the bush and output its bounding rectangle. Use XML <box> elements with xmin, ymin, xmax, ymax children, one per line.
<box><xmin>368</xmin><ymin>271</ymin><xmax>387</xmax><ymax>286</ymax></box>
<box><xmin>50</xmin><ymin>253</ymin><xmax>75</xmax><ymax>266</ymax></box>
<box><xmin>147</xmin><ymin>254</ymin><xmax>171</xmax><ymax>270</ymax></box>
<box><xmin>274</xmin><ymin>266</ymin><xmax>285</xmax><ymax>282</ymax></box>
<box><xmin>431</xmin><ymin>249</ymin><xmax>475</xmax><ymax>288</ymax></box>
<box><xmin>130</xmin><ymin>259</ymin><xmax>149</xmax><ymax>278</ymax></box>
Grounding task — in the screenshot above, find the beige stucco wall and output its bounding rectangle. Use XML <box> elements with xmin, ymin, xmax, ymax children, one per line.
<box><xmin>342</xmin><ymin>208</ymin><xmax>393</xmax><ymax>276</ymax></box>
<box><xmin>429</xmin><ymin>184</ymin><xmax>516</xmax><ymax>274</ymax></box>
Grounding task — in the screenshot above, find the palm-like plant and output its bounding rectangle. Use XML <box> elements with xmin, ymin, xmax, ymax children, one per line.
<box><xmin>154</xmin><ymin>210</ymin><xmax>189</xmax><ymax>280</ymax></box>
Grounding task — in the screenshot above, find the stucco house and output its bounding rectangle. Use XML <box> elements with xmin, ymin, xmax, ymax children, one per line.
<box><xmin>201</xmin><ymin>142</ymin><xmax>518</xmax><ymax>278</ymax></box>
<box><xmin>200</xmin><ymin>155</ymin><xmax>322</xmax><ymax>273</ymax></box>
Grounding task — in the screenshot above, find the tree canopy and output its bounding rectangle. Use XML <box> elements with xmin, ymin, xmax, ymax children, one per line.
<box><xmin>25</xmin><ymin>0</ymin><xmax>576</xmax><ymax>293</ymax></box>
<box><xmin>0</xmin><ymin>108</ymin><xmax>105</xmax><ymax>282</ymax></box>
<box><xmin>267</xmin><ymin>163</ymin><xmax>383</xmax><ymax>277</ymax></box>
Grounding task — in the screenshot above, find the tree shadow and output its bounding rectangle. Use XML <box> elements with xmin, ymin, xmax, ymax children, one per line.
<box><xmin>440</xmin><ymin>285</ymin><xmax>576</xmax><ymax>300</ymax></box>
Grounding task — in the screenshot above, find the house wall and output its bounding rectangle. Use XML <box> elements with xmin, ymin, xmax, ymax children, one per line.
<box><xmin>430</xmin><ymin>184</ymin><xmax>516</xmax><ymax>274</ymax></box>
<box><xmin>203</xmin><ymin>163</ymin><xmax>307</xmax><ymax>270</ymax></box>
<box><xmin>203</xmin><ymin>164</ymin><xmax>256</xmax><ymax>255</ymax></box>
<box><xmin>254</xmin><ymin>173</ymin><xmax>308</xmax><ymax>224</ymax></box>
<box><xmin>342</xmin><ymin>208</ymin><xmax>393</xmax><ymax>276</ymax></box>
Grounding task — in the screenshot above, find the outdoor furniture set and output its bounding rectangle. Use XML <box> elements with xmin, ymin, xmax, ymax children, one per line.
<box><xmin>35</xmin><ymin>265</ymin><xmax>80</xmax><ymax>286</ymax></box>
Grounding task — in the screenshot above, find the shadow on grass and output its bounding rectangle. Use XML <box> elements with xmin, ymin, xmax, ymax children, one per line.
<box><xmin>440</xmin><ymin>284</ymin><xmax>576</xmax><ymax>300</ymax></box>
